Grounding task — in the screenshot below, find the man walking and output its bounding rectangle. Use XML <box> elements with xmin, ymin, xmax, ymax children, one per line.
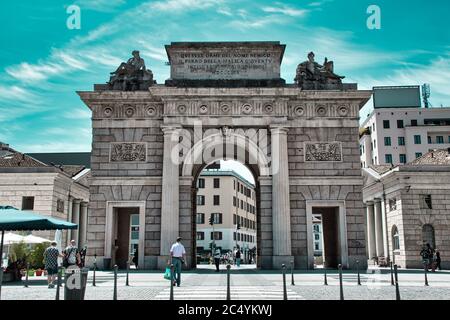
<box><xmin>214</xmin><ymin>247</ymin><xmax>221</xmax><ymax>272</ymax></box>
<box><xmin>235</xmin><ymin>248</ymin><xmax>241</xmax><ymax>267</ymax></box>
<box><xmin>43</xmin><ymin>242</ymin><xmax>61</xmax><ymax>288</ymax></box>
<box><xmin>170</xmin><ymin>237</ymin><xmax>186</xmax><ymax>287</ymax></box>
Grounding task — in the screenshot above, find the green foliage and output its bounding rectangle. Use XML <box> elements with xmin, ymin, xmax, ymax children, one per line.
<box><xmin>9</xmin><ymin>241</ymin><xmax>30</xmax><ymax>262</ymax></box>
<box><xmin>29</xmin><ymin>243</ymin><xmax>50</xmax><ymax>269</ymax></box>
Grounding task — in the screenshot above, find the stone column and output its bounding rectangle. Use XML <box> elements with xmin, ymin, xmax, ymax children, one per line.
<box><xmin>381</xmin><ymin>199</ymin><xmax>389</xmax><ymax>261</ymax></box>
<box><xmin>270</xmin><ymin>126</ymin><xmax>292</xmax><ymax>266</ymax></box>
<box><xmin>71</xmin><ymin>199</ymin><xmax>81</xmax><ymax>246</ymax></box>
<box><xmin>159</xmin><ymin>126</ymin><xmax>181</xmax><ymax>261</ymax></box>
<box><xmin>366</xmin><ymin>202</ymin><xmax>376</xmax><ymax>259</ymax></box>
<box><xmin>374</xmin><ymin>199</ymin><xmax>384</xmax><ymax>257</ymax></box>
<box><xmin>79</xmin><ymin>202</ymin><xmax>88</xmax><ymax>248</ymax></box>
<box><xmin>67</xmin><ymin>196</ymin><xmax>74</xmax><ymax>244</ymax></box>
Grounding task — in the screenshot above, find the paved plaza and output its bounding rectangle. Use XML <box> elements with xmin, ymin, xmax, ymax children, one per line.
<box><xmin>2</xmin><ymin>265</ymin><xmax>450</xmax><ymax>300</ymax></box>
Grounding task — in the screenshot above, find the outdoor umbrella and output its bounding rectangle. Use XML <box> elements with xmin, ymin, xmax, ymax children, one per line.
<box><xmin>23</xmin><ymin>234</ymin><xmax>52</xmax><ymax>244</ymax></box>
<box><xmin>0</xmin><ymin>206</ymin><xmax>77</xmax><ymax>299</ymax></box>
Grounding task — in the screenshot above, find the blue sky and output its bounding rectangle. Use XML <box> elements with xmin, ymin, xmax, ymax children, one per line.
<box><xmin>1</xmin><ymin>0</ymin><xmax>449</xmax><ymax>156</ymax></box>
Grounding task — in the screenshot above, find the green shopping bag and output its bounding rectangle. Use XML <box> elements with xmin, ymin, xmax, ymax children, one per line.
<box><xmin>164</xmin><ymin>267</ymin><xmax>172</xmax><ymax>280</ymax></box>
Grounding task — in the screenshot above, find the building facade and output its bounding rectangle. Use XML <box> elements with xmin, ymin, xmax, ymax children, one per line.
<box><xmin>195</xmin><ymin>170</ymin><xmax>257</xmax><ymax>257</ymax></box>
<box><xmin>360</xmin><ymin>105</ymin><xmax>450</xmax><ymax>167</ymax></box>
<box><xmin>79</xmin><ymin>42</ymin><xmax>371</xmax><ymax>270</ymax></box>
<box><xmin>0</xmin><ymin>143</ymin><xmax>90</xmax><ymax>245</ymax></box>
<box><xmin>362</xmin><ymin>149</ymin><xmax>450</xmax><ymax>269</ymax></box>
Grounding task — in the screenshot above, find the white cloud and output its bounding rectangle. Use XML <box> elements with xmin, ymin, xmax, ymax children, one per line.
<box><xmin>0</xmin><ymin>85</ymin><xmax>38</xmax><ymax>102</ymax></box>
<box><xmin>262</xmin><ymin>4</ymin><xmax>309</xmax><ymax>17</ymax></box>
<box><xmin>150</xmin><ymin>0</ymin><xmax>224</xmax><ymax>12</ymax></box>
<box><xmin>229</xmin><ymin>15</ymin><xmax>288</xmax><ymax>29</ymax></box>
<box><xmin>63</xmin><ymin>108</ymin><xmax>92</xmax><ymax>120</ymax></box>
<box><xmin>6</xmin><ymin>61</ymin><xmax>63</xmax><ymax>82</ymax></box>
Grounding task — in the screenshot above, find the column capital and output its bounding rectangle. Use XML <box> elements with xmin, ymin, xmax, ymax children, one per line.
<box><xmin>365</xmin><ymin>200</ymin><xmax>374</xmax><ymax>205</ymax></box>
<box><xmin>73</xmin><ymin>199</ymin><xmax>81</xmax><ymax>205</ymax></box>
<box><xmin>161</xmin><ymin>125</ymin><xmax>182</xmax><ymax>135</ymax></box>
<box><xmin>374</xmin><ymin>198</ymin><xmax>382</xmax><ymax>203</ymax></box>
<box><xmin>80</xmin><ymin>201</ymin><xmax>88</xmax><ymax>208</ymax></box>
<box><xmin>269</xmin><ymin>125</ymin><xmax>289</xmax><ymax>134</ymax></box>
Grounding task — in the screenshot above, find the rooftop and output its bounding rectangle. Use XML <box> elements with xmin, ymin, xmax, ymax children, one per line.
<box><xmin>200</xmin><ymin>170</ymin><xmax>255</xmax><ymax>188</ymax></box>
<box><xmin>407</xmin><ymin>148</ymin><xmax>450</xmax><ymax>166</ymax></box>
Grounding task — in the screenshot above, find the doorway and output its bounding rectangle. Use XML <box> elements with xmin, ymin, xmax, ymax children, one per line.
<box><xmin>113</xmin><ymin>207</ymin><xmax>138</xmax><ymax>269</ymax></box>
<box><xmin>307</xmin><ymin>201</ymin><xmax>348</xmax><ymax>269</ymax></box>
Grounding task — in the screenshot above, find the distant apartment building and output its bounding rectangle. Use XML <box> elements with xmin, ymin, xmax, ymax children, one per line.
<box><xmin>0</xmin><ymin>142</ymin><xmax>90</xmax><ymax>245</ymax></box>
<box><xmin>195</xmin><ymin>170</ymin><xmax>257</xmax><ymax>257</ymax></box>
<box><xmin>312</xmin><ymin>215</ymin><xmax>323</xmax><ymax>256</ymax></box>
<box><xmin>360</xmin><ymin>86</ymin><xmax>450</xmax><ymax>167</ymax></box>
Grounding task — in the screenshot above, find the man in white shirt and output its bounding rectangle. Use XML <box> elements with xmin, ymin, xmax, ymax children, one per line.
<box><xmin>170</xmin><ymin>237</ymin><xmax>186</xmax><ymax>287</ymax></box>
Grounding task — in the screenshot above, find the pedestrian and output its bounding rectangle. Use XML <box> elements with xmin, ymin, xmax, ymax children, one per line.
<box><xmin>214</xmin><ymin>247</ymin><xmax>221</xmax><ymax>272</ymax></box>
<box><xmin>43</xmin><ymin>242</ymin><xmax>61</xmax><ymax>288</ymax></box>
<box><xmin>235</xmin><ymin>249</ymin><xmax>241</xmax><ymax>267</ymax></box>
<box><xmin>435</xmin><ymin>250</ymin><xmax>442</xmax><ymax>271</ymax></box>
<box><xmin>63</xmin><ymin>240</ymin><xmax>80</xmax><ymax>268</ymax></box>
<box><xmin>132</xmin><ymin>247</ymin><xmax>139</xmax><ymax>269</ymax></box>
<box><xmin>170</xmin><ymin>237</ymin><xmax>186</xmax><ymax>287</ymax></box>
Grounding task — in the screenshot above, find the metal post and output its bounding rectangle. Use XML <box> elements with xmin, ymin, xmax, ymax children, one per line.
<box><xmin>338</xmin><ymin>264</ymin><xmax>344</xmax><ymax>300</ymax></box>
<box><xmin>282</xmin><ymin>264</ymin><xmax>287</xmax><ymax>300</ymax></box>
<box><xmin>226</xmin><ymin>264</ymin><xmax>231</xmax><ymax>300</ymax></box>
<box><xmin>390</xmin><ymin>261</ymin><xmax>394</xmax><ymax>286</ymax></box>
<box><xmin>394</xmin><ymin>264</ymin><xmax>400</xmax><ymax>300</ymax></box>
<box><xmin>423</xmin><ymin>262</ymin><xmax>429</xmax><ymax>286</ymax></box>
<box><xmin>113</xmin><ymin>265</ymin><xmax>118</xmax><ymax>300</ymax></box>
<box><xmin>356</xmin><ymin>260</ymin><xmax>361</xmax><ymax>285</ymax></box>
<box><xmin>24</xmin><ymin>262</ymin><xmax>30</xmax><ymax>288</ymax></box>
<box><xmin>324</xmin><ymin>266</ymin><xmax>328</xmax><ymax>285</ymax></box>
<box><xmin>126</xmin><ymin>261</ymin><xmax>130</xmax><ymax>286</ymax></box>
<box><xmin>93</xmin><ymin>254</ymin><xmax>97</xmax><ymax>287</ymax></box>
<box><xmin>290</xmin><ymin>260</ymin><xmax>295</xmax><ymax>286</ymax></box>
<box><xmin>55</xmin><ymin>267</ymin><xmax>62</xmax><ymax>300</ymax></box>
<box><xmin>170</xmin><ymin>264</ymin><xmax>174</xmax><ymax>301</ymax></box>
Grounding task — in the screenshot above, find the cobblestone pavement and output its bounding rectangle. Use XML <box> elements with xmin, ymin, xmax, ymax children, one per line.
<box><xmin>2</xmin><ymin>266</ymin><xmax>450</xmax><ymax>300</ymax></box>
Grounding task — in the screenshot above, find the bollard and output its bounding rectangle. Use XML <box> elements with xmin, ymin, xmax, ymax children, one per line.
<box><xmin>356</xmin><ymin>260</ymin><xmax>361</xmax><ymax>285</ymax></box>
<box><xmin>394</xmin><ymin>264</ymin><xmax>401</xmax><ymax>300</ymax></box>
<box><xmin>113</xmin><ymin>265</ymin><xmax>118</xmax><ymax>300</ymax></box>
<box><xmin>126</xmin><ymin>261</ymin><xmax>130</xmax><ymax>286</ymax></box>
<box><xmin>290</xmin><ymin>260</ymin><xmax>295</xmax><ymax>286</ymax></box>
<box><xmin>338</xmin><ymin>264</ymin><xmax>344</xmax><ymax>300</ymax></box>
<box><xmin>390</xmin><ymin>261</ymin><xmax>394</xmax><ymax>286</ymax></box>
<box><xmin>282</xmin><ymin>264</ymin><xmax>287</xmax><ymax>300</ymax></box>
<box><xmin>93</xmin><ymin>254</ymin><xmax>97</xmax><ymax>287</ymax></box>
<box><xmin>55</xmin><ymin>267</ymin><xmax>62</xmax><ymax>300</ymax></box>
<box><xmin>423</xmin><ymin>262</ymin><xmax>429</xmax><ymax>286</ymax></box>
<box><xmin>24</xmin><ymin>262</ymin><xmax>30</xmax><ymax>288</ymax></box>
<box><xmin>170</xmin><ymin>264</ymin><xmax>174</xmax><ymax>301</ymax></box>
<box><xmin>226</xmin><ymin>264</ymin><xmax>231</xmax><ymax>300</ymax></box>
<box><xmin>324</xmin><ymin>266</ymin><xmax>328</xmax><ymax>285</ymax></box>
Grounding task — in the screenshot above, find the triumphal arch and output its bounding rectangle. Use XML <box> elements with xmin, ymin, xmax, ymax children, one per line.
<box><xmin>78</xmin><ymin>42</ymin><xmax>371</xmax><ymax>270</ymax></box>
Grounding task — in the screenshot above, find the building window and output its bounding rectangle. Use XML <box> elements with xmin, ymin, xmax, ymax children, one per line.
<box><xmin>198</xmin><ymin>178</ymin><xmax>205</xmax><ymax>188</ymax></box>
<box><xmin>315</xmin><ymin>243</ymin><xmax>320</xmax><ymax>250</ymax></box>
<box><xmin>420</xmin><ymin>194</ymin><xmax>432</xmax><ymax>209</ymax></box>
<box><xmin>448</xmin><ymin>136</ymin><xmax>450</xmax><ymax>143</ymax></box>
<box><xmin>233</xmin><ymin>180</ymin><xmax>236</xmax><ymax>190</ymax></box>
<box><xmin>314</xmin><ymin>234</ymin><xmax>320</xmax><ymax>240</ymax></box>
<box><xmin>240</xmin><ymin>200</ymin><xmax>243</xmax><ymax>209</ymax></box>
<box><xmin>233</xmin><ymin>232</ymin><xmax>236</xmax><ymax>241</ymax></box>
<box><xmin>372</xmin><ymin>123</ymin><xmax>375</xmax><ymax>132</ymax></box>
<box><xmin>399</xmin><ymin>154</ymin><xmax>407</xmax><ymax>164</ymax></box>
<box><xmin>414</xmin><ymin>135</ymin><xmax>421</xmax><ymax>144</ymax></box>
<box><xmin>436</xmin><ymin>136</ymin><xmax>444</xmax><ymax>144</ymax></box>
<box><xmin>384</xmin><ymin>137</ymin><xmax>391</xmax><ymax>146</ymax></box>
<box><xmin>56</xmin><ymin>199</ymin><xmax>64</xmax><ymax>213</ymax></box>
<box><xmin>389</xmin><ymin>198</ymin><xmax>397</xmax><ymax>211</ymax></box>
<box><xmin>197</xmin><ymin>232</ymin><xmax>205</xmax><ymax>240</ymax></box>
<box><xmin>212</xmin><ymin>213</ymin><xmax>222</xmax><ymax>224</ymax></box>
<box><xmin>383</xmin><ymin>120</ymin><xmax>390</xmax><ymax>129</ymax></box>
<box><xmin>22</xmin><ymin>196</ymin><xmax>34</xmax><ymax>210</ymax></box>
<box><xmin>196</xmin><ymin>213</ymin><xmax>205</xmax><ymax>224</ymax></box>
<box><xmin>213</xmin><ymin>178</ymin><xmax>220</xmax><ymax>188</ymax></box>
<box><xmin>428</xmin><ymin>136</ymin><xmax>432</xmax><ymax>144</ymax></box>
<box><xmin>415</xmin><ymin>152</ymin><xmax>422</xmax><ymax>158</ymax></box>
<box><xmin>385</xmin><ymin>154</ymin><xmax>393</xmax><ymax>164</ymax></box>
<box><xmin>374</xmin><ymin>139</ymin><xmax>377</xmax><ymax>149</ymax></box>
<box><xmin>313</xmin><ymin>224</ymin><xmax>320</xmax><ymax>232</ymax></box>
<box><xmin>397</xmin><ymin>120</ymin><xmax>404</xmax><ymax>128</ymax></box>
<box><xmin>411</xmin><ymin>119</ymin><xmax>418</xmax><ymax>126</ymax></box>
<box><xmin>213</xmin><ymin>195</ymin><xmax>220</xmax><ymax>205</ymax></box>
<box><xmin>392</xmin><ymin>226</ymin><xmax>400</xmax><ymax>250</ymax></box>
<box><xmin>196</xmin><ymin>195</ymin><xmax>205</xmax><ymax>205</ymax></box>
<box><xmin>422</xmin><ymin>224</ymin><xmax>435</xmax><ymax>249</ymax></box>
<box><xmin>398</xmin><ymin>137</ymin><xmax>405</xmax><ymax>146</ymax></box>
<box><xmin>374</xmin><ymin>156</ymin><xmax>377</xmax><ymax>164</ymax></box>
<box><xmin>211</xmin><ymin>232</ymin><xmax>222</xmax><ymax>240</ymax></box>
